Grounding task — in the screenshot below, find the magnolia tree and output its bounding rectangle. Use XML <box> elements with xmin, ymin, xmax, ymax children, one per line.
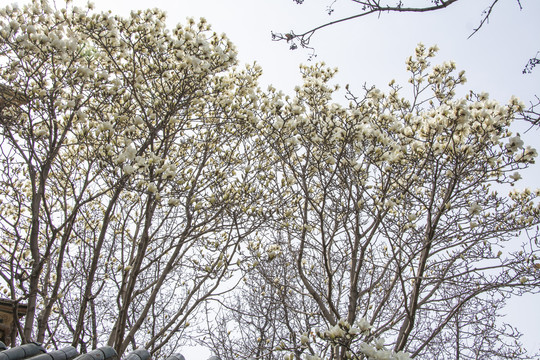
<box><xmin>0</xmin><ymin>1</ymin><xmax>270</xmax><ymax>356</ymax></box>
<box><xmin>206</xmin><ymin>45</ymin><xmax>540</xmax><ymax>359</ymax></box>
<box><xmin>1</xmin><ymin>2</ymin><xmax>540</xmax><ymax>359</ymax></box>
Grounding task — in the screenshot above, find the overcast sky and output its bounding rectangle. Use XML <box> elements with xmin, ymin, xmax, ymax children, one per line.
<box><xmin>2</xmin><ymin>0</ymin><xmax>539</xmax><ymax>358</ymax></box>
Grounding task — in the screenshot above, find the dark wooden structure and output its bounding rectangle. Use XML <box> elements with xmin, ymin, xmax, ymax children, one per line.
<box><xmin>0</xmin><ymin>299</ymin><xmax>28</xmax><ymax>347</ymax></box>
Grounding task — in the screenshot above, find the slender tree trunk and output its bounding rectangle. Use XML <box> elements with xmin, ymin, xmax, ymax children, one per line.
<box><xmin>23</xmin><ymin>164</ymin><xmax>48</xmax><ymax>342</ymax></box>
<box><xmin>109</xmin><ymin>195</ymin><xmax>156</xmax><ymax>353</ymax></box>
<box><xmin>72</xmin><ymin>181</ymin><xmax>125</xmax><ymax>349</ymax></box>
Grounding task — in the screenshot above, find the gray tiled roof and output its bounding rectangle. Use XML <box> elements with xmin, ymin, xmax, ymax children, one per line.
<box><xmin>0</xmin><ymin>342</ymin><xmax>217</xmax><ymax>360</ymax></box>
<box><xmin>0</xmin><ymin>342</ymin><xmax>127</xmax><ymax>360</ymax></box>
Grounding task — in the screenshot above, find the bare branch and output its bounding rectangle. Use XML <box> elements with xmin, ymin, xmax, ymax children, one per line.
<box><xmin>467</xmin><ymin>0</ymin><xmax>500</xmax><ymax>39</ymax></box>
<box><xmin>273</xmin><ymin>0</ymin><xmax>460</xmax><ymax>50</ymax></box>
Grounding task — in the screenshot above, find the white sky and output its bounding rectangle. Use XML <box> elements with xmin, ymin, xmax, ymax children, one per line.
<box><xmin>2</xmin><ymin>0</ymin><xmax>539</xmax><ymax>358</ymax></box>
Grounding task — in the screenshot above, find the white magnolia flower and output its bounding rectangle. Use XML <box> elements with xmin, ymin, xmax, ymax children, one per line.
<box><xmin>468</xmin><ymin>202</ymin><xmax>482</xmax><ymax>216</ymax></box>
<box><xmin>506</xmin><ymin>135</ymin><xmax>524</xmax><ymax>153</ymax></box>
<box><xmin>34</xmin><ymin>127</ymin><xmax>48</xmax><ymax>137</ymax></box>
<box><xmin>267</xmin><ymin>244</ymin><xmax>282</xmax><ymax>261</ymax></box>
<box><xmin>300</xmin><ymin>333</ymin><xmax>309</xmax><ymax>346</ymax></box>
<box><xmin>326</xmin><ymin>324</ymin><xmax>345</xmax><ymax>339</ymax></box>
<box><xmin>168</xmin><ymin>198</ymin><xmax>180</xmax><ymax>207</ymax></box>
<box><xmin>123</xmin><ymin>144</ymin><xmax>137</xmax><ymax>161</ymax></box>
<box><xmin>348</xmin><ymin>326</ymin><xmax>360</xmax><ymax>336</ymax></box>
<box><xmin>148</xmin><ymin>183</ymin><xmax>158</xmax><ymax>193</ymax></box>
<box><xmin>518</xmin><ymin>146</ymin><xmax>538</xmax><ymax>163</ymax></box>
<box><xmin>359</xmin><ymin>343</ymin><xmax>377</xmax><ymax>358</ymax></box>
<box><xmin>273</xmin><ymin>118</ymin><xmax>284</xmax><ymax>130</ymax></box>
<box><xmin>161</xmin><ymin>164</ymin><xmax>177</xmax><ymax>180</ymax></box>
<box><xmin>509</xmin><ymin>172</ymin><xmax>522</xmax><ymax>181</ymax></box>
<box><xmin>357</xmin><ymin>317</ymin><xmax>372</xmax><ymax>332</ymax></box>
<box><xmin>394</xmin><ymin>351</ymin><xmax>411</xmax><ymax>360</ymax></box>
<box><xmin>114</xmin><ymin>153</ymin><xmax>126</xmax><ymax>164</ymax></box>
<box><xmin>122</xmin><ymin>164</ymin><xmax>135</xmax><ymax>175</ymax></box>
<box><xmin>375</xmin><ymin>350</ymin><xmax>393</xmax><ymax>360</ymax></box>
<box><xmin>374</xmin><ymin>337</ymin><xmax>385</xmax><ymax>350</ymax></box>
<box><xmin>134</xmin><ymin>115</ymin><xmax>144</xmax><ymax>125</ymax></box>
<box><xmin>101</xmin><ymin>121</ymin><xmax>113</xmax><ymax>131</ymax></box>
<box><xmin>325</xmin><ymin>156</ymin><xmax>336</xmax><ymax>165</ymax></box>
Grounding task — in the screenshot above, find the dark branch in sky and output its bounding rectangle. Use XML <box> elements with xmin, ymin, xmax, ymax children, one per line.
<box><xmin>273</xmin><ymin>0</ymin><xmax>527</xmax><ymax>52</ymax></box>
<box><xmin>272</xmin><ymin>0</ymin><xmax>461</xmax><ymax>50</ymax></box>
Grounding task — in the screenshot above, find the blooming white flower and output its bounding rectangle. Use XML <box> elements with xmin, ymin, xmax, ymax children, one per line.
<box><xmin>374</xmin><ymin>337</ymin><xmax>385</xmax><ymax>350</ymax></box>
<box><xmin>123</xmin><ymin>144</ymin><xmax>137</xmax><ymax>161</ymax></box>
<box><xmin>394</xmin><ymin>351</ymin><xmax>411</xmax><ymax>360</ymax></box>
<box><xmin>114</xmin><ymin>153</ymin><xmax>126</xmax><ymax>164</ymax></box>
<box><xmin>101</xmin><ymin>121</ymin><xmax>113</xmax><ymax>132</ymax></box>
<box><xmin>148</xmin><ymin>183</ymin><xmax>158</xmax><ymax>193</ymax></box>
<box><xmin>326</xmin><ymin>324</ymin><xmax>345</xmax><ymax>339</ymax></box>
<box><xmin>300</xmin><ymin>333</ymin><xmax>309</xmax><ymax>346</ymax></box>
<box><xmin>348</xmin><ymin>326</ymin><xmax>360</xmax><ymax>336</ymax></box>
<box><xmin>359</xmin><ymin>343</ymin><xmax>377</xmax><ymax>358</ymax></box>
<box><xmin>134</xmin><ymin>115</ymin><xmax>144</xmax><ymax>125</ymax></box>
<box><xmin>505</xmin><ymin>135</ymin><xmax>524</xmax><ymax>153</ymax></box>
<box><xmin>273</xmin><ymin>118</ymin><xmax>284</xmax><ymax>130</ymax></box>
<box><xmin>468</xmin><ymin>202</ymin><xmax>482</xmax><ymax>216</ymax></box>
<box><xmin>356</xmin><ymin>317</ymin><xmax>372</xmax><ymax>332</ymax></box>
<box><xmin>526</xmin><ymin>147</ymin><xmax>538</xmax><ymax>158</ymax></box>
<box><xmin>122</xmin><ymin>164</ymin><xmax>135</xmax><ymax>175</ymax></box>
<box><xmin>509</xmin><ymin>172</ymin><xmax>521</xmax><ymax>181</ymax></box>
<box><xmin>267</xmin><ymin>244</ymin><xmax>282</xmax><ymax>261</ymax></box>
<box><xmin>291</xmin><ymin>105</ymin><xmax>303</xmax><ymax>115</ymax></box>
<box><xmin>375</xmin><ymin>349</ymin><xmax>392</xmax><ymax>360</ymax></box>
<box><xmin>517</xmin><ymin>146</ymin><xmax>538</xmax><ymax>163</ymax></box>
<box><xmin>135</xmin><ymin>156</ymin><xmax>146</xmax><ymax>167</ymax></box>
<box><xmin>161</xmin><ymin>164</ymin><xmax>177</xmax><ymax>180</ymax></box>
<box><xmin>34</xmin><ymin>127</ymin><xmax>48</xmax><ymax>137</ymax></box>
<box><xmin>325</xmin><ymin>156</ymin><xmax>336</xmax><ymax>165</ymax></box>
<box><xmin>168</xmin><ymin>198</ymin><xmax>180</xmax><ymax>207</ymax></box>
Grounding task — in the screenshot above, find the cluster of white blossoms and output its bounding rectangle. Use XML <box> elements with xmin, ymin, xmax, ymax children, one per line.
<box><xmin>506</xmin><ymin>135</ymin><xmax>524</xmax><ymax>153</ymax></box>
<box><xmin>2</xmin><ymin>0</ymin><xmax>540</xmax><ymax>357</ymax></box>
<box><xmin>468</xmin><ymin>202</ymin><xmax>482</xmax><ymax>216</ymax></box>
<box><xmin>247</xmin><ymin>42</ymin><xmax>540</xmax><ymax>360</ymax></box>
<box><xmin>268</xmin><ymin>53</ymin><xmax>530</xmax><ymax>179</ymax></box>
<box><xmin>282</xmin><ymin>319</ymin><xmax>410</xmax><ymax>360</ymax></box>
<box><xmin>0</xmin><ymin>0</ymin><xmax>275</xmax><ymax>350</ymax></box>
<box><xmin>267</xmin><ymin>244</ymin><xmax>282</xmax><ymax>261</ymax></box>
<box><xmin>261</xmin><ymin>43</ymin><xmax>538</xmax><ymax>218</ymax></box>
<box><xmin>357</xmin><ymin>343</ymin><xmax>411</xmax><ymax>360</ymax></box>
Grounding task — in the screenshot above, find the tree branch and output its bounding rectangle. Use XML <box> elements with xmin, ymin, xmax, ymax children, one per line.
<box><xmin>273</xmin><ymin>0</ymin><xmax>460</xmax><ymax>50</ymax></box>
